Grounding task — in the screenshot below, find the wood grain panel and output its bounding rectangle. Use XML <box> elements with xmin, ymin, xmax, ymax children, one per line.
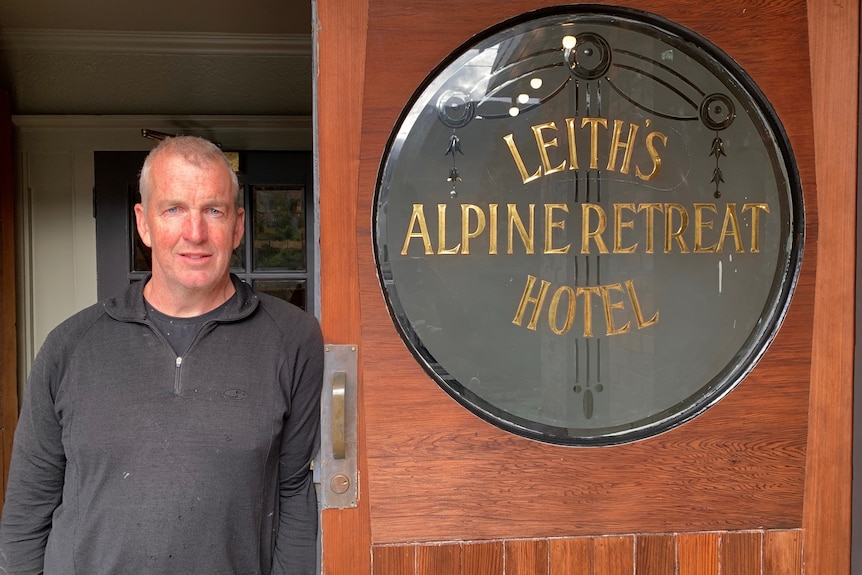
<box><xmin>678</xmin><ymin>532</ymin><xmax>718</xmax><ymax>575</ymax></box>
<box><xmin>593</xmin><ymin>536</ymin><xmax>633</xmax><ymax>575</ymax></box>
<box><xmin>366</xmin><ymin>530</ymin><xmax>804</xmax><ymax>575</ymax></box>
<box><xmin>317</xmin><ymin>0</ymin><xmax>371</xmax><ymax>574</ymax></box>
<box><xmin>462</xmin><ymin>541</ymin><xmax>503</xmax><ymax>575</ymax></box>
<box><xmin>373</xmin><ymin>545</ymin><xmax>414</xmax><ymax>575</ymax></box>
<box><xmin>549</xmin><ymin>538</ymin><xmax>591</xmax><ymax>575</ymax></box>
<box><xmin>636</xmin><ymin>534</ymin><xmax>674</xmax><ymax>575</ymax></box>
<box><xmin>505</xmin><ymin>539</ymin><xmax>548</xmax><ymax>575</ymax></box>
<box><xmin>763</xmin><ymin>530</ymin><xmax>802</xmax><ymax>575</ymax></box>
<box><xmin>720</xmin><ymin>532</ymin><xmax>761</xmax><ymax>575</ymax></box>
<box><xmin>416</xmin><ymin>544</ymin><xmax>459</xmax><ymax>575</ymax></box>
<box><xmin>0</xmin><ymin>87</ymin><xmax>16</xmax><ymax>510</ymax></box>
<box><xmin>803</xmin><ymin>0</ymin><xmax>857</xmax><ymax>573</ymax></box>
<box><xmin>355</xmin><ymin>0</ymin><xmax>816</xmax><ymax>544</ymax></box>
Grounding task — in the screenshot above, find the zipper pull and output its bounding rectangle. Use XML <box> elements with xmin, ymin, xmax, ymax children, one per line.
<box><xmin>173</xmin><ymin>356</ymin><xmax>184</xmax><ymax>396</ymax></box>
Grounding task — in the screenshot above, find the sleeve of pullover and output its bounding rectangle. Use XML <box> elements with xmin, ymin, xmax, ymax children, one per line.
<box><xmin>0</xmin><ymin>331</ymin><xmax>67</xmax><ymax>574</ymax></box>
<box><xmin>270</xmin><ymin>315</ymin><xmax>324</xmax><ymax>575</ymax></box>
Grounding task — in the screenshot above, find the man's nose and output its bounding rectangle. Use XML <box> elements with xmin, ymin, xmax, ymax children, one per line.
<box><xmin>183</xmin><ymin>212</ymin><xmax>208</xmax><ymax>243</ymax></box>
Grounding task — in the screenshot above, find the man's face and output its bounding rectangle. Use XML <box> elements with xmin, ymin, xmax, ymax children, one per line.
<box><xmin>134</xmin><ymin>155</ymin><xmax>244</xmax><ymax>299</ymax></box>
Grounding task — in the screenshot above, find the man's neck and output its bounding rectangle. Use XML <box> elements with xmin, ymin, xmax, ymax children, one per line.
<box><xmin>142</xmin><ymin>276</ymin><xmax>236</xmax><ymax>318</ymax></box>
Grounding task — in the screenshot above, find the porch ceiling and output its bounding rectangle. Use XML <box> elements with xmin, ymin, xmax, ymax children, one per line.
<box><xmin>0</xmin><ymin>0</ymin><xmax>312</xmax><ymax>116</ymax></box>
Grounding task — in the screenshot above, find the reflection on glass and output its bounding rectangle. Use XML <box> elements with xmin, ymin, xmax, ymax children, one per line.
<box><xmin>253</xmin><ymin>186</ymin><xmax>306</xmax><ymax>271</ymax></box>
<box><xmin>254</xmin><ymin>279</ymin><xmax>306</xmax><ymax>309</ymax></box>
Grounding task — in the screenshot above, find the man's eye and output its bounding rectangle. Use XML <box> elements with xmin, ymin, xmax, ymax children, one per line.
<box><xmin>165</xmin><ymin>207</ymin><xmax>179</xmax><ymax>214</ymax></box>
<box><xmin>209</xmin><ymin>208</ymin><xmax>224</xmax><ymax>216</ymax></box>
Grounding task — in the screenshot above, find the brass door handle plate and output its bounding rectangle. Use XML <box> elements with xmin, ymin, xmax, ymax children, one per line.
<box><xmin>319</xmin><ymin>345</ymin><xmax>357</xmax><ymax>509</ymax></box>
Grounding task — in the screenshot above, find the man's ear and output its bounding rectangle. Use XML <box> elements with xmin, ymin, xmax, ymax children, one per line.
<box><xmin>134</xmin><ymin>203</ymin><xmax>152</xmax><ymax>247</ymax></box>
<box><xmin>233</xmin><ymin>207</ymin><xmax>246</xmax><ymax>249</ymax></box>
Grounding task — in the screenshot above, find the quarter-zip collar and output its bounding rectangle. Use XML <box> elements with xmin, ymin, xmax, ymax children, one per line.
<box><xmin>103</xmin><ymin>273</ymin><xmax>259</xmax><ymax>324</ymax></box>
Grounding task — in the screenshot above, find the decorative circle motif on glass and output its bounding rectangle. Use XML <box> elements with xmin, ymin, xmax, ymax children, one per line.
<box><xmin>373</xmin><ymin>6</ymin><xmax>804</xmax><ymax>445</ymax></box>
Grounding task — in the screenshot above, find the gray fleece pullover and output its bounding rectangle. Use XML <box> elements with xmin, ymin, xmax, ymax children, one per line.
<box><xmin>0</xmin><ymin>276</ymin><xmax>323</xmax><ymax>574</ymax></box>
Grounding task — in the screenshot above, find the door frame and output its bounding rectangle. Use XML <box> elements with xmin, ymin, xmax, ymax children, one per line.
<box><xmin>803</xmin><ymin>0</ymin><xmax>857</xmax><ymax>571</ymax></box>
<box><xmin>0</xmin><ymin>88</ymin><xmax>18</xmax><ymax>511</ymax></box>
<box><xmin>316</xmin><ymin>0</ymin><xmax>372</xmax><ymax>571</ymax></box>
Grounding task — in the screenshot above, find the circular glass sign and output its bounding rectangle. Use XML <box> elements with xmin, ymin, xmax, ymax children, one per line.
<box><xmin>374</xmin><ymin>6</ymin><xmax>803</xmax><ymax>445</ymax></box>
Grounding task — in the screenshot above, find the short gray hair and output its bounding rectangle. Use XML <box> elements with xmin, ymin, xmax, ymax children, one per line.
<box><xmin>138</xmin><ymin>136</ymin><xmax>240</xmax><ymax>207</ymax></box>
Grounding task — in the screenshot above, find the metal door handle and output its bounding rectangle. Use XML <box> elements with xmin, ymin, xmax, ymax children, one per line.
<box><xmin>320</xmin><ymin>345</ymin><xmax>356</xmax><ymax>509</ymax></box>
<box><xmin>332</xmin><ymin>370</ymin><xmax>346</xmax><ymax>459</ymax></box>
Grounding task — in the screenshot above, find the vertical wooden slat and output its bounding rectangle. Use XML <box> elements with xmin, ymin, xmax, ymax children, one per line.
<box><xmin>0</xmin><ymin>87</ymin><xmax>17</xmax><ymax>511</ymax></box>
<box><xmin>373</xmin><ymin>545</ymin><xmax>415</xmax><ymax>575</ymax></box>
<box><xmin>593</xmin><ymin>536</ymin><xmax>634</xmax><ymax>575</ymax></box>
<box><xmin>417</xmin><ymin>543</ymin><xmax>460</xmax><ymax>575</ymax></box>
<box><xmin>678</xmin><ymin>532</ymin><xmax>718</xmax><ymax>575</ymax></box>
<box><xmin>316</xmin><ymin>0</ymin><xmax>371</xmax><ymax>574</ymax></box>
<box><xmin>720</xmin><ymin>532</ymin><xmax>761</xmax><ymax>575</ymax></box>
<box><xmin>804</xmin><ymin>0</ymin><xmax>857</xmax><ymax>572</ymax></box>
<box><xmin>462</xmin><ymin>541</ymin><xmax>503</xmax><ymax>575</ymax></box>
<box><xmin>636</xmin><ymin>534</ymin><xmax>674</xmax><ymax>575</ymax></box>
<box><xmin>505</xmin><ymin>539</ymin><xmax>549</xmax><ymax>575</ymax></box>
<box><xmin>549</xmin><ymin>537</ymin><xmax>591</xmax><ymax>575</ymax></box>
<box><xmin>763</xmin><ymin>530</ymin><xmax>802</xmax><ymax>575</ymax></box>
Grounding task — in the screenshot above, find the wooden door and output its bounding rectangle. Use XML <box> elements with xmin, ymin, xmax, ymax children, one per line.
<box><xmin>316</xmin><ymin>1</ymin><xmax>856</xmax><ymax>573</ymax></box>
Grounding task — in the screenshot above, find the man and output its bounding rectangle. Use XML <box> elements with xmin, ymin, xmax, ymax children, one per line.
<box><xmin>0</xmin><ymin>136</ymin><xmax>323</xmax><ymax>574</ymax></box>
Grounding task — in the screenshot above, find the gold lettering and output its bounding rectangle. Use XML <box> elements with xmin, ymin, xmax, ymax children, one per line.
<box><xmin>437</xmin><ymin>204</ymin><xmax>461</xmax><ymax>254</ymax></box>
<box><xmin>636</xmin><ymin>130</ymin><xmax>668</xmax><ymax>181</ymax></box>
<box><xmin>638</xmin><ymin>203</ymin><xmax>663</xmax><ymax>254</ymax></box>
<box><xmin>694</xmin><ymin>203</ymin><xmax>718</xmax><ymax>253</ymax></box>
<box><xmin>576</xmin><ymin>286</ymin><xmax>602</xmax><ymax>337</ymax></box>
<box><xmin>544</xmin><ymin>204</ymin><xmax>570</xmax><ymax>254</ymax></box>
<box><xmin>743</xmin><ymin>203</ymin><xmax>770</xmax><ymax>253</ymax></box>
<box><xmin>507</xmin><ymin>204</ymin><xmax>535</xmax><ymax>254</ymax></box>
<box><xmin>488</xmin><ymin>203</ymin><xmax>499</xmax><ymax>255</ymax></box>
<box><xmin>581</xmin><ymin>117</ymin><xmax>609</xmax><ymax>170</ymax></box>
<box><xmin>607</xmin><ymin>120</ymin><xmax>639</xmax><ymax>174</ymax></box>
<box><xmin>626</xmin><ymin>279</ymin><xmax>659</xmax><ymax>328</ymax></box>
<box><xmin>513</xmin><ymin>275</ymin><xmax>551</xmax><ymax>331</ymax></box>
<box><xmin>503</xmin><ymin>133</ymin><xmax>542</xmax><ymax>184</ymax></box>
<box><xmin>601</xmin><ymin>283</ymin><xmax>631</xmax><ymax>336</ymax></box>
<box><xmin>401</xmin><ymin>203</ymin><xmax>433</xmax><ymax>255</ymax></box>
<box><xmin>664</xmin><ymin>203</ymin><xmax>690</xmax><ymax>253</ymax></box>
<box><xmin>532</xmin><ymin>122</ymin><xmax>566</xmax><ymax>177</ymax></box>
<box><xmin>581</xmin><ymin>204</ymin><xmax>609</xmax><ymax>254</ymax></box>
<box><xmin>513</xmin><ymin>276</ymin><xmax>660</xmax><ymax>336</ymax></box>
<box><xmin>717</xmin><ymin>203</ymin><xmax>744</xmax><ymax>253</ymax></box>
<box><xmin>403</xmin><ymin>201</ymin><xmax>769</xmax><ymax>259</ymax></box>
<box><xmin>613</xmin><ymin>203</ymin><xmax>638</xmax><ymax>254</ymax></box>
<box><xmin>548</xmin><ymin>286</ymin><xmax>576</xmax><ymax>335</ymax></box>
<box><xmin>460</xmin><ymin>204</ymin><xmax>486</xmax><ymax>256</ymax></box>
<box><xmin>565</xmin><ymin>118</ymin><xmax>580</xmax><ymax>171</ymax></box>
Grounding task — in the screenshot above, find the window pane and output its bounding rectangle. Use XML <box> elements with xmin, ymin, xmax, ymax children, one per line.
<box><xmin>253</xmin><ymin>279</ymin><xmax>306</xmax><ymax>309</ymax></box>
<box><xmin>252</xmin><ymin>185</ymin><xmax>306</xmax><ymax>271</ymax></box>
